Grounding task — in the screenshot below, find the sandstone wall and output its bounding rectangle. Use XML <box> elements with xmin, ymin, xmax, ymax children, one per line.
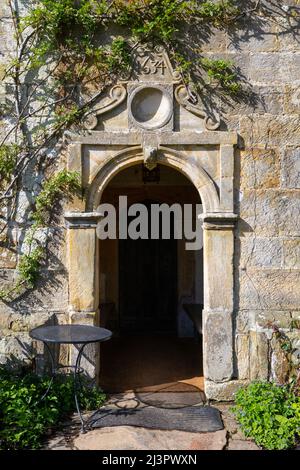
<box><xmin>0</xmin><ymin>1</ymin><xmax>299</xmax><ymax>387</ymax></box>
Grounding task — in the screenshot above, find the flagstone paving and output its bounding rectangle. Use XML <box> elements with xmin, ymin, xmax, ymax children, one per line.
<box><xmin>43</xmin><ymin>396</ymin><xmax>260</xmax><ymax>451</ymax></box>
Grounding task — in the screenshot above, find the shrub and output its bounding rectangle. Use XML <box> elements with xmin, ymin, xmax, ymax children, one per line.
<box><xmin>233</xmin><ymin>381</ymin><xmax>300</xmax><ymax>450</ymax></box>
<box><xmin>0</xmin><ymin>367</ymin><xmax>106</xmax><ymax>450</ymax></box>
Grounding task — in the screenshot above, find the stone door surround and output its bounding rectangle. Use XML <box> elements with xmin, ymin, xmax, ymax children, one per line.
<box><xmin>63</xmin><ymin>46</ymin><xmax>238</xmax><ymax>399</ymax></box>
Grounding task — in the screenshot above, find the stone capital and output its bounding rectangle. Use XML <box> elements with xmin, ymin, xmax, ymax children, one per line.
<box><xmin>200</xmin><ymin>212</ymin><xmax>238</xmax><ymax>230</ymax></box>
<box><xmin>64</xmin><ymin>211</ymin><xmax>103</xmax><ymax>229</ymax></box>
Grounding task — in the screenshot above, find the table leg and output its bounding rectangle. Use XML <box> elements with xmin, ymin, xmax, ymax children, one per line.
<box><xmin>35</xmin><ymin>341</ymin><xmax>55</xmax><ymax>404</ymax></box>
<box><xmin>74</xmin><ymin>343</ymin><xmax>87</xmax><ymax>433</ymax></box>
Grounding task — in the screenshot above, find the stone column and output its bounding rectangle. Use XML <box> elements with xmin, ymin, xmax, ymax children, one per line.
<box><xmin>64</xmin><ymin>212</ymin><xmax>102</xmax><ymax>378</ymax></box>
<box><xmin>201</xmin><ymin>213</ymin><xmax>237</xmax><ymax>383</ymax></box>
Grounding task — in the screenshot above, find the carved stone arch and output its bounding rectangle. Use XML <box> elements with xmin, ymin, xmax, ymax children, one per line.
<box><xmin>87</xmin><ymin>147</ymin><xmax>220</xmax><ymax>213</ymax></box>
<box><xmin>64</xmin><ymin>43</ymin><xmax>239</xmax><ymax>399</ymax></box>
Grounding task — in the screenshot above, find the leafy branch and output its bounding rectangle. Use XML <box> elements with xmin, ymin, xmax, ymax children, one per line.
<box><xmin>0</xmin><ymin>0</ymin><xmax>261</xmax><ymax>300</ymax></box>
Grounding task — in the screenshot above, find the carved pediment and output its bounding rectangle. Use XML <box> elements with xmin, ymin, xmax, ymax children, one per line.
<box><xmin>81</xmin><ymin>45</ymin><xmax>220</xmax><ymax>132</ymax></box>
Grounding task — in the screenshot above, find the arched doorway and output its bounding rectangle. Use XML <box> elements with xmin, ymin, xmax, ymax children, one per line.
<box><xmin>98</xmin><ymin>163</ymin><xmax>204</xmax><ymax>393</ymax></box>
<box><xmin>65</xmin><ymin>139</ymin><xmax>237</xmax><ymax>399</ymax></box>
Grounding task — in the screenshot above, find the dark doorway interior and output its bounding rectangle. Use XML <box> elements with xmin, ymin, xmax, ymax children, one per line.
<box><xmin>119</xmin><ymin>200</ymin><xmax>177</xmax><ymax>335</ymax></box>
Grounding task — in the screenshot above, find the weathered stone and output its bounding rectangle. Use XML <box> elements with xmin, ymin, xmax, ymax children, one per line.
<box><xmin>239</xmin><ymin>190</ymin><xmax>300</xmax><ymax>237</ymax></box>
<box><xmin>203</xmin><ymin>311</ymin><xmax>233</xmax><ymax>382</ymax></box>
<box><xmin>14</xmin><ymin>190</ymin><xmax>34</xmax><ymax>224</ymax></box>
<box><xmin>283</xmin><ymin>239</ymin><xmax>300</xmax><ymax>268</ymax></box>
<box><xmin>0</xmin><ymin>332</ymin><xmax>33</xmax><ymax>361</ymax></box>
<box><xmin>68</xmin><ymin>227</ymin><xmax>99</xmax><ymax>312</ymax></box>
<box><xmin>224</xmin><ymin>87</ymin><xmax>283</xmax><ymax>117</ymax></box>
<box><xmin>240</xmin><ymin>270</ymin><xmax>300</xmax><ymax>310</ymax></box>
<box><xmin>270</xmin><ymin>335</ymin><xmax>291</xmax><ymax>384</ymax></box>
<box><xmin>227</xmin><ymin>439</ymin><xmax>260</xmax><ymax>450</ymax></box>
<box><xmin>291</xmin><ymin>349</ymin><xmax>300</xmax><ymax>367</ymax></box>
<box><xmin>236</xmin><ymin>334</ymin><xmax>249</xmax><ymax>380</ymax></box>
<box><xmin>240</xmin><ymin>115</ymin><xmax>300</xmax><ymax>147</ymax></box>
<box><xmin>227</xmin><ymin>19</ymin><xmax>279</xmax><ymax>53</ymax></box>
<box><xmin>256</xmin><ymin>310</ymin><xmax>292</xmax><ymax>329</ymax></box>
<box><xmin>249</xmin><ymin>331</ymin><xmax>269</xmax><ymax>381</ymax></box>
<box><xmin>249</xmin><ymin>53</ymin><xmax>300</xmax><ymax>85</ymax></box>
<box><xmin>198</xmin><ymin>27</ymin><xmax>227</xmax><ymax>53</ymax></box>
<box><xmin>205</xmin><ymin>379</ymin><xmax>248</xmax><ymax>401</ymax></box>
<box><xmin>240</xmin><ymin>148</ymin><xmax>280</xmax><ymax>190</ymax></box>
<box><xmin>238</xmin><ymin>237</ymin><xmax>283</xmax><ymax>268</ymax></box>
<box><xmin>284</xmin><ymin>85</ymin><xmax>300</xmax><ymax>114</ymax></box>
<box><xmin>8</xmin><ymin>310</ymin><xmax>57</xmax><ymax>332</ymax></box>
<box><xmin>0</xmin><ymin>268</ymin><xmax>15</xmax><ymax>291</ymax></box>
<box><xmin>73</xmin><ymin>426</ymin><xmax>227</xmax><ymax>451</ymax></box>
<box><xmin>281</xmin><ymin>147</ymin><xmax>300</xmax><ymax>189</ymax></box>
<box><xmin>0</xmin><ymin>245</ymin><xmax>17</xmax><ymax>269</ymax></box>
<box><xmin>235</xmin><ymin>310</ymin><xmax>255</xmax><ymax>333</ymax></box>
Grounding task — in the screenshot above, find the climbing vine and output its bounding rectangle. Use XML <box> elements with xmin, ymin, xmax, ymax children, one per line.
<box><xmin>0</xmin><ymin>0</ymin><xmax>264</xmax><ymax>300</ymax></box>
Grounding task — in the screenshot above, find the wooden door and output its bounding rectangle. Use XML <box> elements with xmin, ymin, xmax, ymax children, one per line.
<box><xmin>119</xmin><ymin>201</ymin><xmax>177</xmax><ymax>335</ymax></box>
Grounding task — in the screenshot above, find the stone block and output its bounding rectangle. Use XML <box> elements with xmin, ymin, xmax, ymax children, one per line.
<box><xmin>0</xmin><ymin>268</ymin><xmax>15</xmax><ymax>291</ymax></box>
<box><xmin>240</xmin><ymin>148</ymin><xmax>280</xmax><ymax>190</ymax></box>
<box><xmin>0</xmin><ymin>19</ymin><xmax>16</xmax><ymax>53</ymax></box>
<box><xmin>68</xmin><ymin>228</ymin><xmax>98</xmax><ymax>312</ymax></box>
<box><xmin>19</xmin><ymin>270</ymin><xmax>69</xmax><ymax>311</ymax></box>
<box><xmin>249</xmin><ymin>331</ymin><xmax>269</xmax><ymax>381</ymax></box>
<box><xmin>203</xmin><ymin>310</ymin><xmax>233</xmax><ymax>382</ymax></box>
<box><xmin>240</xmin><ymin>115</ymin><xmax>300</xmax><ymax>147</ymax></box>
<box><xmin>270</xmin><ymin>335</ymin><xmax>290</xmax><ymax>384</ymax></box>
<box><xmin>239</xmin><ymin>190</ymin><xmax>300</xmax><ymax>237</ymax></box>
<box><xmin>14</xmin><ymin>190</ymin><xmax>34</xmax><ymax>224</ymax></box>
<box><xmin>240</xmin><ymin>270</ymin><xmax>300</xmax><ymax>310</ymax></box>
<box><xmin>8</xmin><ymin>310</ymin><xmax>58</xmax><ymax>332</ymax></box>
<box><xmin>224</xmin><ymin>86</ymin><xmax>283</xmax><ymax>116</ymax></box>
<box><xmin>0</xmin><ymin>1</ymin><xmax>35</xmax><ymax>18</ymax></box>
<box><xmin>0</xmin><ymin>245</ymin><xmax>17</xmax><ymax>268</ymax></box>
<box><xmin>227</xmin><ymin>440</ymin><xmax>260</xmax><ymax>450</ymax></box>
<box><xmin>256</xmin><ymin>310</ymin><xmax>292</xmax><ymax>329</ymax></box>
<box><xmin>21</xmin><ymin>227</ymin><xmax>67</xmax><ymax>270</ymax></box>
<box><xmin>283</xmin><ymin>85</ymin><xmax>300</xmax><ymax>114</ymax></box>
<box><xmin>238</xmin><ymin>237</ymin><xmax>283</xmax><ymax>268</ymax></box>
<box><xmin>227</xmin><ymin>18</ymin><xmax>279</xmax><ymax>53</ymax></box>
<box><xmin>199</xmin><ymin>27</ymin><xmax>227</xmax><ymax>53</ymax></box>
<box><xmin>249</xmin><ymin>53</ymin><xmax>300</xmax><ymax>84</ymax></box>
<box><xmin>235</xmin><ymin>310</ymin><xmax>255</xmax><ymax>333</ymax></box>
<box><xmin>236</xmin><ymin>334</ymin><xmax>250</xmax><ymax>380</ymax></box>
<box><xmin>276</xmin><ymin>16</ymin><xmax>300</xmax><ymax>52</ymax></box>
<box><xmin>283</xmin><ymin>239</ymin><xmax>300</xmax><ymax>268</ymax></box>
<box><xmin>205</xmin><ymin>379</ymin><xmax>248</xmax><ymax>401</ymax></box>
<box><xmin>0</xmin><ymin>332</ymin><xmax>33</xmax><ymax>361</ymax></box>
<box><xmin>281</xmin><ymin>146</ymin><xmax>300</xmax><ymax>189</ymax></box>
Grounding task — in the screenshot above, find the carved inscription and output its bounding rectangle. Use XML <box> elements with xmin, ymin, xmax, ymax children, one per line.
<box><xmin>132</xmin><ymin>45</ymin><xmax>181</xmax><ymax>82</ymax></box>
<box><xmin>139</xmin><ymin>55</ymin><xmax>167</xmax><ymax>75</ymax></box>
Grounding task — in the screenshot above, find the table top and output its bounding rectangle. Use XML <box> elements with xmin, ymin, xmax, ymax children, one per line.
<box><xmin>29</xmin><ymin>324</ymin><xmax>112</xmax><ymax>344</ymax></box>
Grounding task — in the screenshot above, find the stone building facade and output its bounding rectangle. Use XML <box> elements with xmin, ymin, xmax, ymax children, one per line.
<box><xmin>0</xmin><ymin>2</ymin><xmax>300</xmax><ymax>400</ymax></box>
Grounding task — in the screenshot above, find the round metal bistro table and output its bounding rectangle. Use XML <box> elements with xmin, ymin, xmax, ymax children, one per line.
<box><xmin>30</xmin><ymin>324</ymin><xmax>112</xmax><ymax>433</ymax></box>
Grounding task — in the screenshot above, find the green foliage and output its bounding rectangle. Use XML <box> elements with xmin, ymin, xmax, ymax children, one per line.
<box><xmin>0</xmin><ymin>367</ymin><xmax>106</xmax><ymax>450</ymax></box>
<box><xmin>0</xmin><ymin>170</ymin><xmax>80</xmax><ymax>300</ymax></box>
<box><xmin>200</xmin><ymin>57</ymin><xmax>240</xmax><ymax>94</ymax></box>
<box><xmin>0</xmin><ymin>144</ymin><xmax>20</xmax><ymax>186</ymax></box>
<box><xmin>20</xmin><ymin>0</ymin><xmax>242</xmax><ymax>91</ymax></box>
<box><xmin>198</xmin><ymin>0</ymin><xmax>239</xmax><ymax>25</ymax></box>
<box><xmin>0</xmin><ymin>0</ymin><xmax>245</xmax><ymax>300</ymax></box>
<box><xmin>17</xmin><ymin>247</ymin><xmax>45</xmax><ymax>288</ymax></box>
<box><xmin>233</xmin><ymin>381</ymin><xmax>300</xmax><ymax>450</ymax></box>
<box><xmin>32</xmin><ymin>169</ymin><xmax>81</xmax><ymax>226</ymax></box>
<box><xmin>114</xmin><ymin>0</ymin><xmax>189</xmax><ymax>41</ymax></box>
<box><xmin>106</xmin><ymin>37</ymin><xmax>132</xmax><ymax>72</ymax></box>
